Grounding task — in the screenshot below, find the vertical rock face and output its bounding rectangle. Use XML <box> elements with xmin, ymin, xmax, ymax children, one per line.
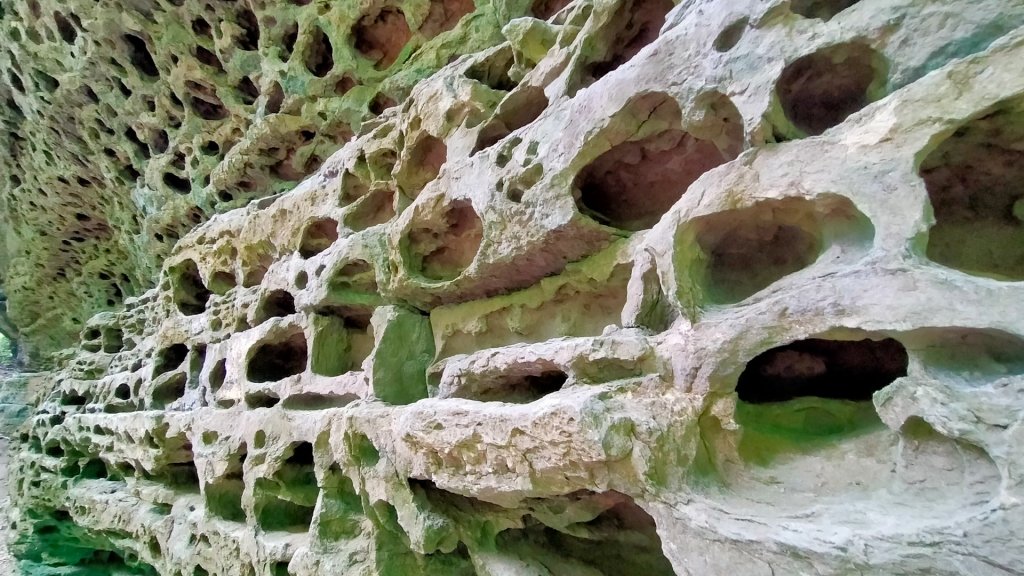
<box><xmin>5</xmin><ymin>0</ymin><xmax>1024</xmax><ymax>575</ymax></box>
<box><xmin>0</xmin><ymin>0</ymin><xmax>506</xmax><ymax>356</ymax></box>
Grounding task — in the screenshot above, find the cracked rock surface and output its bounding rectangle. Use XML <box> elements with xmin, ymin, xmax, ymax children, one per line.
<box><xmin>5</xmin><ymin>0</ymin><xmax>1024</xmax><ymax>574</ymax></box>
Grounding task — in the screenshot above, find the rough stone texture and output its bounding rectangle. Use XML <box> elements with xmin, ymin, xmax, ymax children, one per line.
<box><xmin>0</xmin><ymin>0</ymin><xmax>517</xmax><ymax>357</ymax></box>
<box><xmin>6</xmin><ymin>0</ymin><xmax>1024</xmax><ymax>574</ymax></box>
<box><xmin>0</xmin><ymin>371</ymin><xmax>43</xmax><ymax>575</ymax></box>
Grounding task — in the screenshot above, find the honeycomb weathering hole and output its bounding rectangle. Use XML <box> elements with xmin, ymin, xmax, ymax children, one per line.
<box><xmin>473</xmin><ymin>86</ymin><xmax>549</xmax><ymax>153</ymax></box>
<box><xmin>713</xmin><ymin>17</ymin><xmax>747</xmax><ymax>52</ymax></box>
<box><xmin>123</xmin><ymin>34</ymin><xmax>159</xmax><ymax>78</ymax></box>
<box><xmin>468</xmin><ymin>369</ymin><xmax>568</xmax><ymax>403</ymax></box>
<box><xmin>154</xmin><ymin>343</ymin><xmax>188</xmax><ymax>376</ymax></box>
<box><xmin>790</xmin><ymin>0</ymin><xmax>862</xmax><ymax>21</ymax></box>
<box><xmin>421</xmin><ymin>0</ymin><xmax>476</xmax><ymax>38</ymax></box>
<box><xmin>299</xmin><ymin>218</ymin><xmax>339</xmax><ymax>258</ymax></box>
<box><xmin>406</xmin><ymin>199</ymin><xmax>483</xmax><ymax>281</ymax></box>
<box><xmin>586</xmin><ymin>0</ymin><xmax>673</xmax><ymax>80</ymax></box>
<box><xmin>353</xmin><ymin>7</ymin><xmax>411</xmax><ymax>71</ymax></box>
<box><xmin>574</xmin><ymin>93</ymin><xmax>742</xmax><ymax>231</ymax></box>
<box><xmin>254</xmin><ymin>442</ymin><xmax>318</xmax><ymax>532</ymax></box>
<box><xmin>303</xmin><ymin>25</ymin><xmax>334</xmax><ymax>78</ymax></box>
<box><xmin>776</xmin><ymin>42</ymin><xmax>887</xmax><ymax>136</ymax></box>
<box><xmin>736</xmin><ymin>337</ymin><xmax>909</xmax><ymax>404</ymax></box>
<box><xmin>907</xmin><ymin>328</ymin><xmax>1024</xmax><ymax>378</ymax></box>
<box><xmin>919</xmin><ymin>99</ymin><xmax>1024</xmax><ymax>280</ymax></box>
<box><xmin>494</xmin><ymin>491</ymin><xmax>677</xmax><ymax>576</ymax></box>
<box><xmin>152</xmin><ymin>373</ymin><xmax>187</xmax><ymax>408</ymax></box>
<box><xmin>681</xmin><ymin>196</ymin><xmax>872</xmax><ymax>304</ymax></box>
<box><xmin>170</xmin><ymin>259</ymin><xmax>212</xmax><ymax>315</ymax></box>
<box><xmin>206</xmin><ymin>444</ymin><xmax>247</xmax><ymax>522</ymax></box>
<box><xmin>254</xmin><ymin>289</ymin><xmax>296</xmax><ymax>324</ymax></box>
<box><xmin>310</xmin><ymin>313</ymin><xmax>363</xmax><ymax>377</ymax></box>
<box><xmin>531</xmin><ymin>0</ymin><xmax>572</xmax><ymax>20</ymax></box>
<box><xmin>247</xmin><ymin>331</ymin><xmax>308</xmax><ymax>383</ymax></box>
<box><xmin>401</xmin><ymin>134</ymin><xmax>447</xmax><ymax>196</ymax></box>
<box><xmin>344</xmin><ymin>187</ymin><xmax>396</xmax><ymax>231</ymax></box>
<box><xmin>206</xmin><ymin>478</ymin><xmax>245</xmax><ymax>522</ymax></box>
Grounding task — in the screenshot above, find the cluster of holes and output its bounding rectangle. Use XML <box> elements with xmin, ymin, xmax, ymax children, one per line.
<box><xmin>0</xmin><ymin>0</ymin><xmax>486</xmax><ymax>348</ymax></box>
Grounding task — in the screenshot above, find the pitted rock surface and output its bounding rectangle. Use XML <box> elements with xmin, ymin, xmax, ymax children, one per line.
<box><xmin>5</xmin><ymin>0</ymin><xmax>1024</xmax><ymax>575</ymax></box>
<box><xmin>0</xmin><ymin>0</ymin><xmax>511</xmax><ymax>356</ymax></box>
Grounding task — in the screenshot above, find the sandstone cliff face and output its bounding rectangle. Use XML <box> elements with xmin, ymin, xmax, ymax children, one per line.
<box><xmin>6</xmin><ymin>0</ymin><xmax>1024</xmax><ymax>574</ymax></box>
<box><xmin>0</xmin><ymin>0</ymin><xmax>510</xmax><ymax>356</ymax></box>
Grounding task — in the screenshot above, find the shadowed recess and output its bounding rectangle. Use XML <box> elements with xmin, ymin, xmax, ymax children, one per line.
<box><xmin>919</xmin><ymin>97</ymin><xmax>1024</xmax><ymax>280</ymax></box>
<box><xmin>406</xmin><ymin>199</ymin><xmax>483</xmax><ymax>281</ymax></box>
<box><xmin>247</xmin><ymin>330</ymin><xmax>308</xmax><ymax>382</ymax></box>
<box><xmin>776</xmin><ymin>42</ymin><xmax>887</xmax><ymax>136</ymax></box>
<box><xmin>736</xmin><ymin>337</ymin><xmax>908</xmax><ymax>404</ymax></box>
<box><xmin>575</xmin><ymin>92</ymin><xmax>743</xmax><ymax>231</ymax></box>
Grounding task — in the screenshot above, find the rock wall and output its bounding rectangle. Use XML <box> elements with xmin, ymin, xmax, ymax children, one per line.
<box><xmin>0</xmin><ymin>0</ymin><xmax>516</xmax><ymax>356</ymax></box>
<box><xmin>7</xmin><ymin>0</ymin><xmax>1024</xmax><ymax>574</ymax></box>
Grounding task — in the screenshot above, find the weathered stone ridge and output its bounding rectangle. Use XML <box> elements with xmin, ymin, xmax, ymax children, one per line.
<box><xmin>6</xmin><ymin>0</ymin><xmax>1024</xmax><ymax>574</ymax></box>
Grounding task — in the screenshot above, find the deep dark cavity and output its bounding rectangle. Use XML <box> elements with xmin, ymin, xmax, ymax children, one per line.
<box><xmin>247</xmin><ymin>331</ymin><xmax>308</xmax><ymax>383</ymax></box>
<box><xmin>255</xmin><ymin>290</ymin><xmax>296</xmax><ymax>323</ymax></box>
<box><xmin>123</xmin><ymin>34</ymin><xmax>159</xmax><ymax>77</ymax></box>
<box><xmin>153</xmin><ymin>343</ymin><xmax>188</xmax><ymax>376</ymax></box>
<box><xmin>170</xmin><ymin>259</ymin><xmax>212</xmax><ymax>316</ymax></box>
<box><xmin>304</xmin><ymin>25</ymin><xmax>334</xmax><ymax>77</ymax></box>
<box><xmin>790</xmin><ymin>0</ymin><xmax>861</xmax><ymax>21</ymax></box>
<box><xmin>776</xmin><ymin>42</ymin><xmax>886</xmax><ymax>136</ymax></box>
<box><xmin>736</xmin><ymin>337</ymin><xmax>909</xmax><ymax>403</ymax></box>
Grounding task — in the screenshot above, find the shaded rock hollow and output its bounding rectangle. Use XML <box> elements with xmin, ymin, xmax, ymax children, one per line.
<box><xmin>3</xmin><ymin>0</ymin><xmax>1024</xmax><ymax>574</ymax></box>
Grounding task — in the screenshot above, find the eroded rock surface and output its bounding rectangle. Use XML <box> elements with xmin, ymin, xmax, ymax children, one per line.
<box><xmin>0</xmin><ymin>0</ymin><xmax>511</xmax><ymax>356</ymax></box>
<box><xmin>6</xmin><ymin>0</ymin><xmax>1024</xmax><ymax>574</ymax></box>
